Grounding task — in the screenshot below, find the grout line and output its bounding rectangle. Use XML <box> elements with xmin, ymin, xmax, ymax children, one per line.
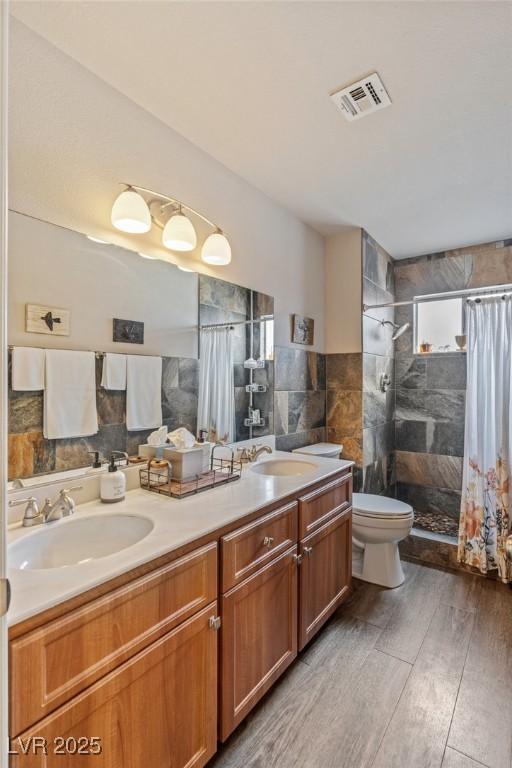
<box><xmin>368</xmin><ymin>650</ymin><xmax>414</xmax><ymax>768</ymax></box>
<box><xmin>442</xmin><ymin>610</ymin><xmax>477</xmax><ymax>766</ymax></box>
<box><xmin>444</xmin><ymin>746</ymin><xmax>489</xmax><ymax>768</ymax></box>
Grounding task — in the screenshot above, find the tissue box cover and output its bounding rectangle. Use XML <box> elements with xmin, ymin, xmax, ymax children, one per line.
<box><xmin>163</xmin><ymin>446</ymin><xmax>204</xmax><ymax>481</ymax></box>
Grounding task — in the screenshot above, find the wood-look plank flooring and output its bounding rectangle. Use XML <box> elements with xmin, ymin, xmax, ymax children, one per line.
<box><xmin>211</xmin><ymin>561</ymin><xmax>512</xmax><ymax>768</ymax></box>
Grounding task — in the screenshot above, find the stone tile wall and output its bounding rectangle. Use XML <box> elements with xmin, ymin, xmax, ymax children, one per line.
<box><xmin>326</xmin><ymin>352</ymin><xmax>363</xmax><ymax>488</ymax></box>
<box><xmin>393</xmin><ymin>237</ymin><xmax>512</xmax><ymax>536</ymax></box>
<box><xmin>8</xmin><ymin>353</ymin><xmax>199</xmax><ymax>481</ymax></box>
<box><xmin>274</xmin><ymin>347</ymin><xmax>327</xmax><ymax>452</ymax></box>
<box><xmin>361</xmin><ymin>231</ymin><xmax>396</xmax><ymax>494</ymax></box>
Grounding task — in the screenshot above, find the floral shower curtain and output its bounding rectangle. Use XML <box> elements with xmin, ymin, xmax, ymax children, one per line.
<box><xmin>458</xmin><ymin>296</ymin><xmax>512</xmax><ymax>582</ymax></box>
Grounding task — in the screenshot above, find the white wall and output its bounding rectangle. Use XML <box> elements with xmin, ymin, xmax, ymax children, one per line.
<box><xmin>8</xmin><ymin>19</ymin><xmax>325</xmax><ymax>352</ymax></box>
<box><xmin>8</xmin><ymin>211</ymin><xmax>198</xmax><ymax>357</ymax></box>
<box><xmin>325</xmin><ymin>229</ymin><xmax>362</xmax><ymax>353</ymax></box>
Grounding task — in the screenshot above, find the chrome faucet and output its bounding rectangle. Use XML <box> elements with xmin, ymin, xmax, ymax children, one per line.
<box><xmin>41</xmin><ymin>486</ymin><xmax>82</xmax><ymax>523</ymax></box>
<box><xmin>243</xmin><ymin>444</ymin><xmax>273</xmax><ymax>462</ymax></box>
<box><xmin>9</xmin><ymin>486</ymin><xmax>83</xmax><ymax>527</ymax></box>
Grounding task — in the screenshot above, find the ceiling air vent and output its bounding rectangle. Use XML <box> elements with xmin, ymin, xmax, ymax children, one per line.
<box><xmin>330</xmin><ymin>72</ymin><xmax>391</xmax><ymax>122</ymax></box>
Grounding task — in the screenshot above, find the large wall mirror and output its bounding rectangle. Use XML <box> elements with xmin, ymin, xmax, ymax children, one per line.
<box><xmin>7</xmin><ymin>211</ymin><xmax>274</xmax><ymax>487</ymax></box>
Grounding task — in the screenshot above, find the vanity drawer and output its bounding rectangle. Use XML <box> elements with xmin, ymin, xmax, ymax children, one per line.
<box><xmin>221</xmin><ymin>501</ymin><xmax>298</xmax><ymax>592</ymax></box>
<box><xmin>10</xmin><ymin>541</ymin><xmax>217</xmax><ymax>735</ymax></box>
<box><xmin>299</xmin><ymin>473</ymin><xmax>352</xmax><ymax>539</ymax></box>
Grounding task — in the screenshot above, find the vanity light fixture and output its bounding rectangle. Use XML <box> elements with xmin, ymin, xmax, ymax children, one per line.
<box><xmin>110</xmin><ymin>183</ymin><xmax>231</xmax><ymax>266</ymax></box>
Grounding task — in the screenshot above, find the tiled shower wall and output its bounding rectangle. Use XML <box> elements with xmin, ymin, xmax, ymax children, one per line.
<box><xmin>361</xmin><ymin>231</ymin><xmax>396</xmax><ymax>495</ymax></box>
<box><xmin>394</xmin><ymin>237</ymin><xmax>512</xmax><ymax>536</ymax></box>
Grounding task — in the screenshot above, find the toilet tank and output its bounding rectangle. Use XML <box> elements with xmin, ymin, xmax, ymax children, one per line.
<box><xmin>292</xmin><ymin>442</ymin><xmax>343</xmax><ymax>459</ymax></box>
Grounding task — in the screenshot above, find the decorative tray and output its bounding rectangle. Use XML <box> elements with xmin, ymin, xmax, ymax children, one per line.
<box><xmin>139</xmin><ymin>454</ymin><xmax>242</xmax><ymax>500</ymax></box>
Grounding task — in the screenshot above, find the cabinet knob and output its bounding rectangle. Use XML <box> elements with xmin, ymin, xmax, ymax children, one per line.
<box><xmin>292</xmin><ymin>553</ymin><xmax>303</xmax><ymax>565</ymax></box>
<box><xmin>262</xmin><ymin>536</ymin><xmax>274</xmax><ymax>548</ymax></box>
<box><xmin>209</xmin><ymin>616</ymin><xmax>221</xmax><ymax>631</ymax></box>
<box><xmin>303</xmin><ymin>546</ymin><xmax>313</xmax><ymax>556</ymax></box>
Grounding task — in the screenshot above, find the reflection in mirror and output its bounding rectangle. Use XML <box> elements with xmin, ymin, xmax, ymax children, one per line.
<box><xmin>7</xmin><ymin>211</ymin><xmax>199</xmax><ymax>486</ymax></box>
<box><xmin>198</xmin><ymin>276</ymin><xmax>274</xmax><ymax>442</ymax></box>
<box><xmin>7</xmin><ymin>214</ymin><xmax>275</xmax><ymax>489</ymax></box>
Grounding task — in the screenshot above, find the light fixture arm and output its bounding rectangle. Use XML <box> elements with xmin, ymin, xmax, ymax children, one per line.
<box><xmin>121</xmin><ymin>183</ymin><xmax>223</xmax><ymax>233</ymax></box>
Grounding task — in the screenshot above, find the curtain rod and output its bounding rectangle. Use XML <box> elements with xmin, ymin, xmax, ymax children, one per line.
<box><xmin>363</xmin><ymin>282</ymin><xmax>512</xmax><ymax>311</ymax></box>
<box><xmin>200</xmin><ymin>317</ymin><xmax>273</xmax><ymax>330</ymax></box>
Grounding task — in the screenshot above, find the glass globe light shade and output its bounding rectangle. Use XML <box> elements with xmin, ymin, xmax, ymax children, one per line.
<box><xmin>162</xmin><ymin>213</ymin><xmax>197</xmax><ymax>252</ymax></box>
<box><xmin>201</xmin><ymin>232</ymin><xmax>231</xmax><ymax>266</ymax></box>
<box><xmin>111</xmin><ymin>189</ymin><xmax>151</xmax><ymax>234</ymax></box>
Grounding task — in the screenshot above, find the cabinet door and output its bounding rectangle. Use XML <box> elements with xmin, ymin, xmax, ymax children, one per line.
<box><xmin>299</xmin><ymin>510</ymin><xmax>352</xmax><ymax>651</ymax></box>
<box><xmin>220</xmin><ymin>546</ymin><xmax>298</xmax><ymax>741</ymax></box>
<box><xmin>11</xmin><ymin>602</ymin><xmax>219</xmax><ymax>768</ymax></box>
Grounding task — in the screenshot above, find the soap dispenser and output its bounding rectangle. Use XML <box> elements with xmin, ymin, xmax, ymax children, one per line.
<box><xmin>100</xmin><ymin>453</ymin><xmax>126</xmax><ymax>503</ymax></box>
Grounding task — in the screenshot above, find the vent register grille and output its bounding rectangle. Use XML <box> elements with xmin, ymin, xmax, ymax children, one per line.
<box><xmin>330</xmin><ymin>72</ymin><xmax>391</xmax><ymax>121</ymax></box>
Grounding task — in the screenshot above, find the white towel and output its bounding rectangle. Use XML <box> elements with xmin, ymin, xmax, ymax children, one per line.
<box><xmin>126</xmin><ymin>355</ymin><xmax>162</xmax><ymax>431</ymax></box>
<box><xmin>101</xmin><ymin>353</ymin><xmax>127</xmax><ymax>390</ymax></box>
<box><xmin>12</xmin><ymin>347</ymin><xmax>45</xmax><ymax>391</ymax></box>
<box><xmin>44</xmin><ymin>350</ymin><xmax>98</xmax><ymax>439</ymax></box>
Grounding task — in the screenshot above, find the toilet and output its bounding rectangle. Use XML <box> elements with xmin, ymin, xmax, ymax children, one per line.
<box><xmin>292</xmin><ymin>443</ymin><xmax>413</xmax><ymax>589</ymax></box>
<box><xmin>352</xmin><ymin>493</ymin><xmax>414</xmax><ymax>588</ymax></box>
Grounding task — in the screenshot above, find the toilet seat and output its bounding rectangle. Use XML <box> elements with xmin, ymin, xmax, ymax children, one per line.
<box><xmin>353</xmin><ymin>493</ymin><xmax>413</xmax><ymax>520</ymax></box>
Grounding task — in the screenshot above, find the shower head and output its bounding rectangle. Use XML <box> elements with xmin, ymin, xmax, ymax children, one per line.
<box><xmin>391</xmin><ymin>322</ymin><xmax>410</xmax><ymax>341</ymax></box>
<box><xmin>380</xmin><ymin>319</ymin><xmax>410</xmax><ymax>341</ymax></box>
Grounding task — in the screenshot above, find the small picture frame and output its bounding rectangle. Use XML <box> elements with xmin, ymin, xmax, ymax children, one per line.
<box><xmin>113</xmin><ymin>318</ymin><xmax>144</xmax><ymax>345</ymax></box>
<box><xmin>292</xmin><ymin>314</ymin><xmax>314</xmax><ymax>346</ymax></box>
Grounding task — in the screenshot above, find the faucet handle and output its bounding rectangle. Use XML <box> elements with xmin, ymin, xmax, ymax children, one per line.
<box><xmin>9</xmin><ymin>497</ymin><xmax>42</xmax><ymax>527</ymax></box>
<box><xmin>59</xmin><ymin>486</ymin><xmax>83</xmax><ymax>516</ymax></box>
<box><xmin>9</xmin><ymin>495</ymin><xmax>37</xmax><ymax>508</ymax></box>
<box><xmin>60</xmin><ymin>485</ymin><xmax>83</xmax><ymax>496</ymax></box>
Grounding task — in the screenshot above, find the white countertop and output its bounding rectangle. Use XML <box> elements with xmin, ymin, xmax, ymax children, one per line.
<box><xmin>7</xmin><ymin>452</ymin><xmax>353</xmax><ymax>626</ymax></box>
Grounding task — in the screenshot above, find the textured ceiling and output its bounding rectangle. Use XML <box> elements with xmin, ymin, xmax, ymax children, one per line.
<box><xmin>11</xmin><ymin>1</ymin><xmax>512</xmax><ymax>258</ymax></box>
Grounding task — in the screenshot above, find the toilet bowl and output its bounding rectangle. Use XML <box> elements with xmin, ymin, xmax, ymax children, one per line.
<box><xmin>352</xmin><ymin>493</ymin><xmax>414</xmax><ymax>588</ymax></box>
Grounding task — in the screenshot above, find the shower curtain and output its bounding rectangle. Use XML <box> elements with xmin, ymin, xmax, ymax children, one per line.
<box><xmin>458</xmin><ymin>296</ymin><xmax>512</xmax><ymax>582</ymax></box>
<box><xmin>197</xmin><ymin>327</ymin><xmax>235</xmax><ymax>444</ymax></box>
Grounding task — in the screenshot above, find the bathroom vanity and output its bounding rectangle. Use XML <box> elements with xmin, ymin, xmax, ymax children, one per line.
<box><xmin>7</xmin><ymin>454</ymin><xmax>352</xmax><ymax>767</ymax></box>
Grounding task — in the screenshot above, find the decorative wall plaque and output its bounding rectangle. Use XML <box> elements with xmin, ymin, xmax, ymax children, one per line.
<box><xmin>291</xmin><ymin>314</ymin><xmax>314</xmax><ymax>346</ymax></box>
<box><xmin>26</xmin><ymin>304</ymin><xmax>70</xmax><ymax>336</ymax></box>
<box><xmin>113</xmin><ymin>318</ymin><xmax>144</xmax><ymax>345</ymax></box>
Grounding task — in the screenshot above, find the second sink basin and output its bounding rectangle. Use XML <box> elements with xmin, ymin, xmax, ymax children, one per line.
<box><xmin>9</xmin><ymin>514</ymin><xmax>154</xmax><ymax>570</ymax></box>
<box><xmin>250</xmin><ymin>459</ymin><xmax>317</xmax><ymax>477</ymax></box>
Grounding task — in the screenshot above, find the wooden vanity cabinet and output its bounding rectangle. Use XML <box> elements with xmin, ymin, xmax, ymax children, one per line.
<box><xmin>12</xmin><ymin>602</ymin><xmax>219</xmax><ymax>768</ymax></box>
<box><xmin>298</xmin><ymin>508</ymin><xmax>352</xmax><ymax>650</ymax></box>
<box><xmin>219</xmin><ymin>545</ymin><xmax>298</xmax><ymax>741</ymax></box>
<box><xmin>298</xmin><ymin>471</ymin><xmax>352</xmax><ymax>651</ymax></box>
<box><xmin>10</xmin><ymin>468</ymin><xmax>353</xmax><ymax>763</ymax></box>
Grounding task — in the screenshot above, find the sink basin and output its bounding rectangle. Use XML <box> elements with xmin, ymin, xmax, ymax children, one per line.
<box><xmin>250</xmin><ymin>459</ymin><xmax>317</xmax><ymax>477</ymax></box>
<box><xmin>9</xmin><ymin>514</ymin><xmax>154</xmax><ymax>570</ymax></box>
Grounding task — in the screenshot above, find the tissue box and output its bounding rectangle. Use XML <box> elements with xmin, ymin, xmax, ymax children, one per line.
<box><xmin>163</xmin><ymin>446</ymin><xmax>204</xmax><ymax>481</ymax></box>
<box><xmin>138</xmin><ymin>444</ymin><xmax>167</xmax><ymax>460</ymax></box>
